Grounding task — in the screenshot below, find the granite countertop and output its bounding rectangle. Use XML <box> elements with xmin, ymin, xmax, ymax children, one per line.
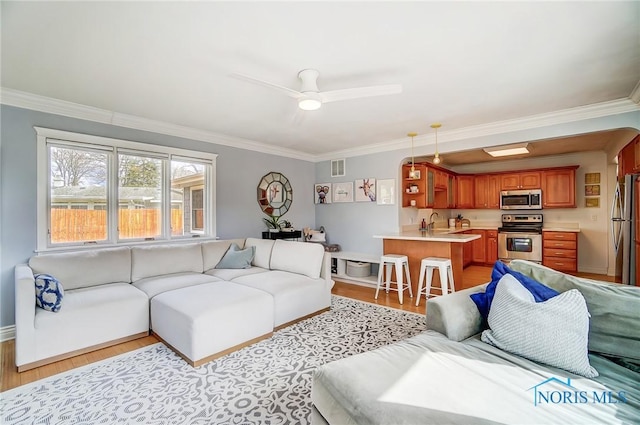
<box><xmin>373</xmin><ymin>231</ymin><xmax>481</xmax><ymax>243</ymax></box>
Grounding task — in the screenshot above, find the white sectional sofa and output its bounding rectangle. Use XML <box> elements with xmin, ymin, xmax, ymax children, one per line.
<box><xmin>15</xmin><ymin>238</ymin><xmax>332</xmax><ymax>371</ymax></box>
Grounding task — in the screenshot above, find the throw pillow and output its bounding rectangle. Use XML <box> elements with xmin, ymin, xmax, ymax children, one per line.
<box><xmin>470</xmin><ymin>261</ymin><xmax>559</xmax><ymax>321</ymax></box>
<box><xmin>34</xmin><ymin>274</ymin><xmax>64</xmax><ymax>312</ymax></box>
<box><xmin>215</xmin><ymin>244</ymin><xmax>255</xmax><ymax>269</ymax></box>
<box><xmin>481</xmin><ymin>274</ymin><xmax>598</xmax><ymax>378</ymax></box>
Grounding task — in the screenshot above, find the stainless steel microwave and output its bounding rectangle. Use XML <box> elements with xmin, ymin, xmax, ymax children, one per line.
<box><xmin>500</xmin><ymin>189</ymin><xmax>542</xmax><ymax>210</ymax></box>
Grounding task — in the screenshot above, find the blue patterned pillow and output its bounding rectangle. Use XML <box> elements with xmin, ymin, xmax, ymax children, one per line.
<box><xmin>34</xmin><ymin>274</ymin><xmax>64</xmax><ymax>312</ymax></box>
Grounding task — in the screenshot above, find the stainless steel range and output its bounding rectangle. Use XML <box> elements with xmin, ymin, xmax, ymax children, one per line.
<box><xmin>498</xmin><ymin>213</ymin><xmax>543</xmax><ymax>263</ymax></box>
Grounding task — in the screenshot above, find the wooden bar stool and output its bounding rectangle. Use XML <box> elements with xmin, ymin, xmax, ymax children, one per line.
<box><xmin>416</xmin><ymin>257</ymin><xmax>455</xmax><ymax>306</ymax></box>
<box><xmin>375</xmin><ymin>254</ymin><xmax>413</xmax><ymax>304</ymax></box>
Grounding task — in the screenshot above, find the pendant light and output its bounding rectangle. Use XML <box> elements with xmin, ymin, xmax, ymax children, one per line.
<box><xmin>431</xmin><ymin>123</ymin><xmax>442</xmax><ymax>165</ymax></box>
<box><xmin>408</xmin><ymin>132</ymin><xmax>418</xmax><ymax>178</ymax></box>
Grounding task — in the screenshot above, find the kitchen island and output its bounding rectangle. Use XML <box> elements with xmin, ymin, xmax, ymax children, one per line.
<box><xmin>373</xmin><ymin>231</ymin><xmax>481</xmax><ymax>298</ymax></box>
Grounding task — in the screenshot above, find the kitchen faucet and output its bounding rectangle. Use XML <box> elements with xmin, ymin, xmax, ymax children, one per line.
<box><xmin>428</xmin><ymin>212</ymin><xmax>439</xmax><ymax>231</ymax></box>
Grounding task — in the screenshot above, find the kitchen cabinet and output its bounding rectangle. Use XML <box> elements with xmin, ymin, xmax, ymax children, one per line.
<box><xmin>500</xmin><ymin>171</ymin><xmax>541</xmax><ymax>190</ymax></box>
<box><xmin>635</xmin><ymin>137</ymin><xmax>640</xmax><ymax>172</ymax></box>
<box><xmin>474</xmin><ymin>175</ymin><xmax>500</xmax><ymax>209</ymax></box>
<box><xmin>402</xmin><ymin>164</ymin><xmax>427</xmax><ymax>208</ymax></box>
<box><xmin>541</xmin><ymin>167</ymin><xmax>577</xmax><ymax>208</ymax></box>
<box><xmin>470</xmin><ymin>229</ymin><xmax>486</xmax><ymax>263</ymax></box>
<box><xmin>486</xmin><ymin>230</ymin><xmax>498</xmax><ymax>264</ymax></box>
<box><xmin>462</xmin><ymin>231</ymin><xmax>473</xmax><ymax>267</ymax></box>
<box><xmin>618</xmin><ymin>135</ymin><xmax>640</xmax><ymax>177</ymax></box>
<box><xmin>447</xmin><ymin>174</ymin><xmax>456</xmax><ymax>208</ymax></box>
<box><xmin>456</xmin><ymin>176</ymin><xmax>475</xmax><ymax>209</ymax></box>
<box><xmin>435</xmin><ymin>169</ymin><xmax>448</xmax><ymax>190</ymax></box>
<box><xmin>542</xmin><ymin>231</ymin><xmax>577</xmax><ymax>273</ymax></box>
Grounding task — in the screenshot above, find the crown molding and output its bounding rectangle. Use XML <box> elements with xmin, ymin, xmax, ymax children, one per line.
<box><xmin>630</xmin><ymin>79</ymin><xmax>640</xmax><ymax>104</ymax></box>
<box><xmin>0</xmin><ymin>88</ymin><xmax>316</xmax><ymax>162</ymax></box>
<box><xmin>2</xmin><ymin>87</ymin><xmax>637</xmax><ymax>164</ymax></box>
<box><xmin>314</xmin><ymin>98</ymin><xmax>640</xmax><ymax>161</ymax></box>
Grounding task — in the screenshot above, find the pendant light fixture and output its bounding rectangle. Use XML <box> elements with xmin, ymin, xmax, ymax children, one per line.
<box><xmin>408</xmin><ymin>132</ymin><xmax>418</xmax><ymax>179</ymax></box>
<box><xmin>431</xmin><ymin>123</ymin><xmax>442</xmax><ymax>165</ymax></box>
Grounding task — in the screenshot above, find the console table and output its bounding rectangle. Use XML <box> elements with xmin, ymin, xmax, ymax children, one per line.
<box><xmin>261</xmin><ymin>230</ymin><xmax>302</xmax><ymax>240</ymax></box>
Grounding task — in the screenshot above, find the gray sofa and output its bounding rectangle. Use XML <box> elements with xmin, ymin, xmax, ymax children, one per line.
<box><xmin>312</xmin><ymin>260</ymin><xmax>640</xmax><ymax>424</ymax></box>
<box><xmin>15</xmin><ymin>237</ymin><xmax>332</xmax><ymax>371</ymax></box>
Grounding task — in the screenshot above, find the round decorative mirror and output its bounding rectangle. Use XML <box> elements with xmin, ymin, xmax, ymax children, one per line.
<box><xmin>257</xmin><ymin>172</ymin><xmax>293</xmax><ymax>217</ymax></box>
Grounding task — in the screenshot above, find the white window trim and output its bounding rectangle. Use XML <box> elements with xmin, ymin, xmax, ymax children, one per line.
<box><xmin>35</xmin><ymin>127</ymin><xmax>217</xmax><ymax>252</ymax></box>
<box><xmin>190</xmin><ymin>185</ymin><xmax>205</xmax><ymax>234</ymax></box>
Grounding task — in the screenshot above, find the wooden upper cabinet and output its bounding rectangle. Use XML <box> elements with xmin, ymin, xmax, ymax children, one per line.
<box><xmin>618</xmin><ymin>135</ymin><xmax>640</xmax><ymax>178</ymax></box>
<box><xmin>402</xmin><ymin>164</ymin><xmax>427</xmax><ymax>208</ymax></box>
<box><xmin>435</xmin><ymin>170</ymin><xmax>448</xmax><ymax>189</ymax></box>
<box><xmin>474</xmin><ymin>175</ymin><xmax>500</xmax><ymax>209</ymax></box>
<box><xmin>635</xmin><ymin>136</ymin><xmax>640</xmax><ymax>172</ymax></box>
<box><xmin>541</xmin><ymin>167</ymin><xmax>577</xmax><ymax>208</ymax></box>
<box><xmin>456</xmin><ymin>175</ymin><xmax>474</xmax><ymax>209</ymax></box>
<box><xmin>500</xmin><ymin>171</ymin><xmax>541</xmax><ymax>190</ymax></box>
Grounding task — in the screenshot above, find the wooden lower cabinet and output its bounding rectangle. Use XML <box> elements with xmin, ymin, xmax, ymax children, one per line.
<box><xmin>462</xmin><ymin>229</ymin><xmax>498</xmax><ymax>267</ymax></box>
<box><xmin>486</xmin><ymin>230</ymin><xmax>498</xmax><ymax>264</ymax></box>
<box><xmin>542</xmin><ymin>231</ymin><xmax>578</xmax><ymax>273</ymax></box>
<box><xmin>471</xmin><ymin>229</ymin><xmax>486</xmax><ymax>263</ymax></box>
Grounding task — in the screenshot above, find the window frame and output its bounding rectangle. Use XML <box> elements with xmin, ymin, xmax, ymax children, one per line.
<box><xmin>36</xmin><ymin>127</ymin><xmax>217</xmax><ymax>252</ymax></box>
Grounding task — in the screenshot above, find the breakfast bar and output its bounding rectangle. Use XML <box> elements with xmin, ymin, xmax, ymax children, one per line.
<box><xmin>373</xmin><ymin>231</ymin><xmax>481</xmax><ymax>296</ymax></box>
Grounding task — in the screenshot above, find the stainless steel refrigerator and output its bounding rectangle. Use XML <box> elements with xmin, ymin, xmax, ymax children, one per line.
<box><xmin>611</xmin><ymin>173</ymin><xmax>639</xmax><ymax>285</ymax></box>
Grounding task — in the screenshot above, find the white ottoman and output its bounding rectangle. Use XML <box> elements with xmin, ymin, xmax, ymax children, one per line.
<box><xmin>151</xmin><ymin>281</ymin><xmax>274</xmax><ymax>366</ymax></box>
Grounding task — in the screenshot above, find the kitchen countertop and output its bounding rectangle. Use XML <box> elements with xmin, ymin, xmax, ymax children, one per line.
<box><xmin>373</xmin><ymin>231</ymin><xmax>481</xmax><ymax>243</ymax></box>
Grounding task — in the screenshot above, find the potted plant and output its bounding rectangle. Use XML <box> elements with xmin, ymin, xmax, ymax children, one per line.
<box><xmin>281</xmin><ymin>220</ymin><xmax>294</xmax><ymax>232</ymax></box>
<box><xmin>263</xmin><ymin>215</ymin><xmax>282</xmax><ymax>232</ymax></box>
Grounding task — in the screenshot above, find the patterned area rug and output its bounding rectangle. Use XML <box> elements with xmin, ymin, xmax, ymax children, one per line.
<box><xmin>1</xmin><ymin>296</ymin><xmax>425</xmax><ymax>424</ymax></box>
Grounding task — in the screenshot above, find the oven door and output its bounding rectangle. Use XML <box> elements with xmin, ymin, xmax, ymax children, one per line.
<box><xmin>498</xmin><ymin>232</ymin><xmax>542</xmax><ymax>262</ymax></box>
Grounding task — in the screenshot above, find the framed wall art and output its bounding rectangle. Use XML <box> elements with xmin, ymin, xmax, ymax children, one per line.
<box><xmin>355</xmin><ymin>178</ymin><xmax>376</xmax><ymax>202</ymax></box>
<box><xmin>314</xmin><ymin>183</ymin><xmax>332</xmax><ymax>204</ymax></box>
<box><xmin>332</xmin><ymin>182</ymin><xmax>353</xmax><ymax>203</ymax></box>
<box><xmin>376</xmin><ymin>179</ymin><xmax>395</xmax><ymax>205</ymax></box>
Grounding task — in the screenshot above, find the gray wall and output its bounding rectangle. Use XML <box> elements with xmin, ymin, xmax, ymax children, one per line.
<box><xmin>0</xmin><ymin>105</ymin><xmax>316</xmax><ymax>327</ymax></box>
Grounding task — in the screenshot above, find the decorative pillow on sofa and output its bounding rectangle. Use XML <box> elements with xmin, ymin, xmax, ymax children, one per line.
<box><xmin>481</xmin><ymin>274</ymin><xmax>598</xmax><ymax>378</ymax></box>
<box><xmin>470</xmin><ymin>261</ymin><xmax>559</xmax><ymax>321</ymax></box>
<box><xmin>215</xmin><ymin>244</ymin><xmax>255</xmax><ymax>269</ymax></box>
<box><xmin>34</xmin><ymin>274</ymin><xmax>64</xmax><ymax>312</ymax></box>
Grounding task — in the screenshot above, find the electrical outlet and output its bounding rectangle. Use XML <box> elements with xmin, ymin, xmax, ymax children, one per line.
<box><xmin>591</xmin><ymin>214</ymin><xmax>598</xmax><ymax>221</ymax></box>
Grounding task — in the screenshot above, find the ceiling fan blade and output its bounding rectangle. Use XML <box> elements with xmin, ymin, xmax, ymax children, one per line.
<box><xmin>229</xmin><ymin>73</ymin><xmax>302</xmax><ymax>99</ymax></box>
<box><xmin>319</xmin><ymin>84</ymin><xmax>402</xmax><ymax>103</ymax></box>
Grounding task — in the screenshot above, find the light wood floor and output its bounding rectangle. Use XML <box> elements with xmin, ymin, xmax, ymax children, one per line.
<box><xmin>0</xmin><ymin>265</ymin><xmax>617</xmax><ymax>392</ymax></box>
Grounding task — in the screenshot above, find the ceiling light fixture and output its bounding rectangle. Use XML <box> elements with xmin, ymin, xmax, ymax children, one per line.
<box><xmin>408</xmin><ymin>132</ymin><xmax>418</xmax><ymax>179</ymax></box>
<box><xmin>431</xmin><ymin>123</ymin><xmax>442</xmax><ymax>164</ymax></box>
<box><xmin>298</xmin><ymin>92</ymin><xmax>322</xmax><ymax>111</ymax></box>
<box><xmin>483</xmin><ymin>142</ymin><xmax>530</xmax><ymax>157</ymax></box>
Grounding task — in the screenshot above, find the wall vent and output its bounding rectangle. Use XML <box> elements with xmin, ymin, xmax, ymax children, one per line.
<box><xmin>331</xmin><ymin>159</ymin><xmax>345</xmax><ymax>177</ymax></box>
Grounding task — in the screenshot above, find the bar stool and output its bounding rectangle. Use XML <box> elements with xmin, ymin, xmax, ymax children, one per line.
<box><xmin>415</xmin><ymin>257</ymin><xmax>455</xmax><ymax>306</ymax></box>
<box><xmin>375</xmin><ymin>254</ymin><xmax>413</xmax><ymax>304</ymax></box>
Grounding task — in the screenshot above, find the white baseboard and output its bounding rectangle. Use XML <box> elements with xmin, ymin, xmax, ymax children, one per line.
<box><xmin>1</xmin><ymin>325</ymin><xmax>16</xmax><ymax>342</ymax></box>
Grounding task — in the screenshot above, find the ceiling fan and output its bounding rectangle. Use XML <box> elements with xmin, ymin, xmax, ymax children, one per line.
<box><xmin>230</xmin><ymin>69</ymin><xmax>402</xmax><ymax>111</ymax></box>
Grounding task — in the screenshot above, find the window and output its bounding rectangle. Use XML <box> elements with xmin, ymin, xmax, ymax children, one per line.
<box><xmin>36</xmin><ymin>127</ymin><xmax>217</xmax><ymax>250</ymax></box>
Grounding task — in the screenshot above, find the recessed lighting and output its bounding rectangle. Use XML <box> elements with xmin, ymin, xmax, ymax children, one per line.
<box><xmin>483</xmin><ymin>143</ymin><xmax>529</xmax><ymax>157</ymax></box>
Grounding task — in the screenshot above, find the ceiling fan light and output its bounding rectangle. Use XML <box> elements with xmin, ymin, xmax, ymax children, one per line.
<box><xmin>298</xmin><ymin>93</ymin><xmax>322</xmax><ymax>110</ymax></box>
<box><xmin>483</xmin><ymin>142</ymin><xmax>529</xmax><ymax>157</ymax></box>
